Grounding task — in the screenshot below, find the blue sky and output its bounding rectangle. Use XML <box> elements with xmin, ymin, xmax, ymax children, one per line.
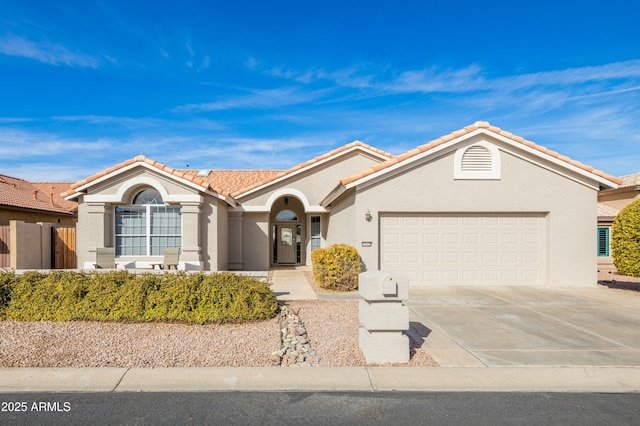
<box><xmin>0</xmin><ymin>0</ymin><xmax>638</xmax><ymax>182</ymax></box>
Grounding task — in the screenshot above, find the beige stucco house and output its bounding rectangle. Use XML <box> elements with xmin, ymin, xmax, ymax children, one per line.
<box><xmin>63</xmin><ymin>122</ymin><xmax>620</xmax><ymax>287</ymax></box>
<box><xmin>597</xmin><ymin>173</ymin><xmax>640</xmax><ymax>272</ymax></box>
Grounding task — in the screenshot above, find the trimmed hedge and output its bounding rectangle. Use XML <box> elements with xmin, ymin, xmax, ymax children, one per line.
<box><xmin>612</xmin><ymin>199</ymin><xmax>640</xmax><ymax>278</ymax></box>
<box><xmin>0</xmin><ymin>270</ymin><xmax>278</xmax><ymax>324</ymax></box>
<box><xmin>311</xmin><ymin>244</ymin><xmax>361</xmax><ymax>291</ymax></box>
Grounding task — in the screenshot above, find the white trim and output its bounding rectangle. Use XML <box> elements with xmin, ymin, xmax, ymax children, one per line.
<box><xmin>343</xmin><ymin>128</ymin><xmax>618</xmax><ymax>191</ymax></box>
<box><xmin>82</xmin><ymin>176</ymin><xmax>205</xmax><ymax>205</ymax></box>
<box><xmin>232</xmin><ymin>188</ymin><xmax>329</xmax><ymax>213</ymax></box>
<box><xmin>265</xmin><ymin>188</ymin><xmax>312</xmax><ymax>211</ymax></box>
<box><xmin>497</xmin><ymin>144</ymin><xmax>603</xmax><ymax>192</ymax></box>
<box><xmin>454</xmin><ymin>140</ymin><xmax>501</xmax><ymax>180</ymax></box>
<box><xmin>235</xmin><ymin>144</ymin><xmax>392</xmax><ymax>199</ymax></box>
<box><xmin>66</xmin><ymin>161</ymin><xmax>236</xmax><ymax>205</ymax></box>
<box><xmin>309</xmin><ymin>214</ymin><xmax>323</xmax><ymax>252</ymax></box>
<box><xmin>234</xmin><ymin>205</ymin><xmax>328</xmax><ymax>213</ymax></box>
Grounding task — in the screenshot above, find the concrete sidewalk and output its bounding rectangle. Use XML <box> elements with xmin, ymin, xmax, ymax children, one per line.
<box><xmin>2</xmin><ymin>366</ymin><xmax>639</xmax><ymax>393</ymax></box>
<box><xmin>270</xmin><ymin>266</ymin><xmax>317</xmax><ymax>301</ymax></box>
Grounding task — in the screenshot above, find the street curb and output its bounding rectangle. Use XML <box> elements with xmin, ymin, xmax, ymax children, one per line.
<box><xmin>2</xmin><ymin>367</ymin><xmax>639</xmax><ymax>393</ymax></box>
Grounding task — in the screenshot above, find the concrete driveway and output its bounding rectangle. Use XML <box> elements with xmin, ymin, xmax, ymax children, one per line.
<box><xmin>405</xmin><ymin>286</ymin><xmax>640</xmax><ymax>367</ymax></box>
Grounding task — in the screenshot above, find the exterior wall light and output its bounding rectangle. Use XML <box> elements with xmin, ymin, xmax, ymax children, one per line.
<box><xmin>365</xmin><ymin>209</ymin><xmax>373</xmax><ymax>222</ymax></box>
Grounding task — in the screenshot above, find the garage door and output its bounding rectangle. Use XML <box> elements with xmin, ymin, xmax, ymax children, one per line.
<box><xmin>380</xmin><ymin>214</ymin><xmax>546</xmax><ymax>286</ymax></box>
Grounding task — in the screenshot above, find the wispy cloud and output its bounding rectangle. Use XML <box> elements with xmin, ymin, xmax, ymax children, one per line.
<box><xmin>173</xmin><ymin>86</ymin><xmax>331</xmax><ymax>112</ymax></box>
<box><xmin>0</xmin><ymin>129</ymin><xmax>111</xmax><ymax>158</ymax></box>
<box><xmin>269</xmin><ymin>59</ymin><xmax>640</xmax><ymax>96</ymax></box>
<box><xmin>488</xmin><ymin>60</ymin><xmax>640</xmax><ymax>92</ymax></box>
<box><xmin>269</xmin><ymin>65</ymin><xmax>376</xmax><ymax>88</ymax></box>
<box><xmin>163</xmin><ymin>135</ymin><xmax>344</xmax><ymax>170</ymax></box>
<box><xmin>0</xmin><ymin>34</ymin><xmax>99</xmax><ymax>68</ymax></box>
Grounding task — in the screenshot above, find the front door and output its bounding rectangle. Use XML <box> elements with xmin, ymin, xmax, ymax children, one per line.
<box><xmin>278</xmin><ymin>226</ymin><xmax>296</xmax><ymax>264</ymax></box>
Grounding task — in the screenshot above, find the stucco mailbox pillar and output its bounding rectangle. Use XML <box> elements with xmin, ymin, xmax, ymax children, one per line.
<box><xmin>358</xmin><ymin>271</ymin><xmax>410</xmax><ymax>364</ymax></box>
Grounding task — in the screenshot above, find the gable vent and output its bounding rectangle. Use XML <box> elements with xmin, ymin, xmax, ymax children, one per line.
<box><xmin>461</xmin><ymin>146</ymin><xmax>492</xmax><ymax>171</ymax></box>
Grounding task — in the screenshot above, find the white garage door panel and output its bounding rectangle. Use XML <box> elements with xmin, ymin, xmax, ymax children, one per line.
<box><xmin>380</xmin><ymin>214</ymin><xmax>546</xmax><ymax>286</ymax></box>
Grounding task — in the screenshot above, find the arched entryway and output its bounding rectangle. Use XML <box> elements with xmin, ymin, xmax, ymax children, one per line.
<box><xmin>270</xmin><ymin>196</ymin><xmax>305</xmax><ymax>265</ymax></box>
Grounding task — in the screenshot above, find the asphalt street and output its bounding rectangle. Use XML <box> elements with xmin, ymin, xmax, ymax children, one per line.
<box><xmin>1</xmin><ymin>392</ymin><xmax>639</xmax><ymax>425</ymax></box>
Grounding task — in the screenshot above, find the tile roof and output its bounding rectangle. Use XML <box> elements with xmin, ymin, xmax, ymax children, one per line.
<box><xmin>0</xmin><ymin>174</ymin><xmax>77</xmax><ymax>215</ymax></box>
<box><xmin>598</xmin><ymin>203</ymin><xmax>620</xmax><ymax>219</ymax></box>
<box><xmin>618</xmin><ymin>172</ymin><xmax>640</xmax><ymax>188</ymax></box>
<box><xmin>177</xmin><ymin>169</ymin><xmax>284</xmax><ymax>195</ymax></box>
<box><xmin>339</xmin><ymin>122</ymin><xmax>623</xmax><ymax>186</ymax></box>
<box><xmin>232</xmin><ymin>140</ymin><xmax>394</xmax><ymax>197</ymax></box>
<box><xmin>62</xmin><ymin>155</ymin><xmax>235</xmax><ymax>199</ymax></box>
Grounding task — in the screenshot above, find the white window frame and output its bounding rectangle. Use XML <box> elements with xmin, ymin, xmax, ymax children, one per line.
<box><xmin>310</xmin><ymin>215</ymin><xmax>322</xmax><ymax>251</ymax></box>
<box><xmin>114</xmin><ymin>190</ymin><xmax>182</xmax><ymax>257</ymax></box>
<box><xmin>454</xmin><ymin>140</ymin><xmax>501</xmax><ymax>180</ymax></box>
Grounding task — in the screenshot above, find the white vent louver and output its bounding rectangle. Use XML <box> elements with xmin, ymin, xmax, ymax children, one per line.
<box><xmin>461</xmin><ymin>146</ymin><xmax>492</xmax><ymax>171</ymax></box>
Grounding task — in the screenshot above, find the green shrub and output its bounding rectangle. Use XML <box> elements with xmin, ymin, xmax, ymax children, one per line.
<box><xmin>0</xmin><ymin>270</ymin><xmax>17</xmax><ymax>317</ymax></box>
<box><xmin>3</xmin><ymin>271</ymin><xmax>278</xmax><ymax>324</ymax></box>
<box><xmin>311</xmin><ymin>244</ymin><xmax>361</xmax><ymax>291</ymax></box>
<box><xmin>612</xmin><ymin>199</ymin><xmax>640</xmax><ymax>278</ymax></box>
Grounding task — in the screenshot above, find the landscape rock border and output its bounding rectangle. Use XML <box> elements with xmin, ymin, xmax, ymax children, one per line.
<box><xmin>271</xmin><ymin>304</ymin><xmax>320</xmax><ymax>367</ymax></box>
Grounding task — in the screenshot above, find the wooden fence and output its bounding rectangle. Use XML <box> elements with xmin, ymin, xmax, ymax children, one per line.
<box><xmin>0</xmin><ymin>226</ymin><xmax>9</xmax><ymax>268</ymax></box>
<box><xmin>52</xmin><ymin>226</ymin><xmax>76</xmax><ymax>269</ymax></box>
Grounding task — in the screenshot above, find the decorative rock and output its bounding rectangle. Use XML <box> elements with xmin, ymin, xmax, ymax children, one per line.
<box><xmin>271</xmin><ymin>304</ymin><xmax>320</xmax><ymax>367</ymax></box>
<box><xmin>270</xmin><ymin>353</ymin><xmax>281</xmax><ymax>364</ymax></box>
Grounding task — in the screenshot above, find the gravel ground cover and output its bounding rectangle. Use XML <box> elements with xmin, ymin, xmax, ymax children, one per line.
<box><xmin>0</xmin><ymin>300</ymin><xmax>437</xmax><ymax>368</ymax></box>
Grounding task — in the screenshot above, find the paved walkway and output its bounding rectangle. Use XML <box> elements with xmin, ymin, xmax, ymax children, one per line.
<box><xmin>270</xmin><ymin>266</ymin><xmax>317</xmax><ymax>300</ymax></box>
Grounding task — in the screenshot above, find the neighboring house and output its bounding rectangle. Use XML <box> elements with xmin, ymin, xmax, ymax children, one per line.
<box><xmin>63</xmin><ymin>122</ymin><xmax>620</xmax><ymax>287</ymax></box>
<box><xmin>0</xmin><ymin>174</ymin><xmax>77</xmax><ymax>226</ymax></box>
<box><xmin>597</xmin><ymin>172</ymin><xmax>640</xmax><ymax>272</ymax></box>
<box><xmin>0</xmin><ymin>174</ymin><xmax>78</xmax><ymax>268</ymax></box>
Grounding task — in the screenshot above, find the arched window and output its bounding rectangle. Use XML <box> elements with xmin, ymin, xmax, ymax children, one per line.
<box><xmin>275</xmin><ymin>209</ymin><xmax>298</xmax><ymax>221</ymax></box>
<box><xmin>454</xmin><ymin>141</ymin><xmax>501</xmax><ymax>180</ymax></box>
<box><xmin>115</xmin><ymin>188</ymin><xmax>181</xmax><ymax>256</ymax></box>
<box><xmin>133</xmin><ymin>189</ymin><xmax>162</xmax><ymax>205</ymax></box>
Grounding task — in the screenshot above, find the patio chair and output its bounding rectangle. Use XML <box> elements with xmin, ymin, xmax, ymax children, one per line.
<box><xmin>95</xmin><ymin>247</ymin><xmax>116</xmax><ymax>269</ymax></box>
<box><xmin>163</xmin><ymin>247</ymin><xmax>180</xmax><ymax>270</ymax></box>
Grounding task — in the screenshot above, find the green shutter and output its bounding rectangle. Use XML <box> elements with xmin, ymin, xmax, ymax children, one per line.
<box><xmin>597</xmin><ymin>227</ymin><xmax>610</xmax><ymax>257</ymax></box>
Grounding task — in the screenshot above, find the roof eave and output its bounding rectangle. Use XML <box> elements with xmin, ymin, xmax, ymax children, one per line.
<box><xmin>320</xmin><ymin>183</ymin><xmax>349</xmax><ymax>208</ymax></box>
<box><xmin>235</xmin><ymin>144</ymin><xmax>393</xmax><ymax>199</ymax></box>
<box><xmin>341</xmin><ymin>127</ymin><xmax>621</xmax><ymax>191</ymax></box>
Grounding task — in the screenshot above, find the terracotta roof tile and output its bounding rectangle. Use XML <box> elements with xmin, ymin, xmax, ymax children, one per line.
<box><xmin>0</xmin><ymin>175</ymin><xmax>77</xmax><ymax>215</ymax></box>
<box><xmin>339</xmin><ymin>121</ymin><xmax>622</xmax><ymax>186</ymax></box>
<box><xmin>62</xmin><ymin>156</ymin><xmax>233</xmax><ymax>198</ymax></box>
<box><xmin>176</xmin><ymin>170</ymin><xmax>284</xmax><ymax>195</ymax></box>
<box><xmin>232</xmin><ymin>140</ymin><xmax>394</xmax><ymax>196</ymax></box>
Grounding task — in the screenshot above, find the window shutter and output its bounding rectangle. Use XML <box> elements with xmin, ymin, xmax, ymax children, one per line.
<box><xmin>461</xmin><ymin>146</ymin><xmax>492</xmax><ymax>171</ymax></box>
<box><xmin>597</xmin><ymin>227</ymin><xmax>609</xmax><ymax>256</ymax></box>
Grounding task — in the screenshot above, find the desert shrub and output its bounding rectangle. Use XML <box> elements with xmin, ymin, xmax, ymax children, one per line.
<box><xmin>3</xmin><ymin>271</ymin><xmax>278</xmax><ymax>324</ymax></box>
<box><xmin>0</xmin><ymin>270</ymin><xmax>17</xmax><ymax>317</ymax></box>
<box><xmin>5</xmin><ymin>271</ymin><xmax>89</xmax><ymax>321</ymax></box>
<box><xmin>612</xmin><ymin>199</ymin><xmax>640</xmax><ymax>277</ymax></box>
<box><xmin>311</xmin><ymin>244</ymin><xmax>361</xmax><ymax>291</ymax></box>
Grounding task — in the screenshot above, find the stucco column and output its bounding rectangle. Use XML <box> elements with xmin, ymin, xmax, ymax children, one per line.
<box><xmin>181</xmin><ymin>203</ymin><xmax>202</xmax><ymax>266</ymax></box>
<box><xmin>76</xmin><ymin>203</ymin><xmax>111</xmax><ymax>269</ymax></box>
<box><xmin>86</xmin><ymin>203</ymin><xmax>111</xmax><ymax>249</ymax></box>
<box><xmin>228</xmin><ymin>211</ymin><xmax>243</xmax><ymax>270</ymax></box>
